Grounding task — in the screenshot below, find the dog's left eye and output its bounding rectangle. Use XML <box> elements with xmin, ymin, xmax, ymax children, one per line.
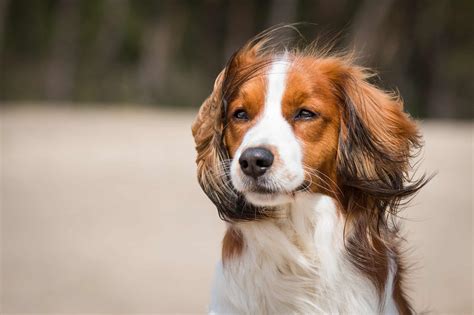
<box><xmin>233</xmin><ymin>109</ymin><xmax>249</xmax><ymax>121</ymax></box>
<box><xmin>294</xmin><ymin>109</ymin><xmax>318</xmax><ymax>121</ymax></box>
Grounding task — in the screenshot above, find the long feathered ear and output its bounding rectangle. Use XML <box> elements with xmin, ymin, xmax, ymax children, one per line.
<box><xmin>191</xmin><ymin>69</ymin><xmax>236</xmax><ymax>221</ymax></box>
<box><xmin>336</xmin><ymin>65</ymin><xmax>428</xmax><ymax>218</ymax></box>
<box><xmin>191</xmin><ymin>70</ymin><xmax>225</xmax><ymax>149</ymax></box>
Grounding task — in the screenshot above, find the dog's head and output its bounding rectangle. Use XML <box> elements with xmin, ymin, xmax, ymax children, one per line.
<box><xmin>192</xmin><ymin>28</ymin><xmax>427</xmax><ymax>222</ymax></box>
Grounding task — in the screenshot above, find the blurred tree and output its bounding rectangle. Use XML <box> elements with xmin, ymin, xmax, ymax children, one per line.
<box><xmin>92</xmin><ymin>0</ymin><xmax>129</xmax><ymax>81</ymax></box>
<box><xmin>0</xmin><ymin>0</ymin><xmax>8</xmax><ymax>60</ymax></box>
<box><xmin>45</xmin><ymin>0</ymin><xmax>81</xmax><ymax>100</ymax></box>
<box><xmin>138</xmin><ymin>1</ymin><xmax>185</xmax><ymax>102</ymax></box>
<box><xmin>224</xmin><ymin>0</ymin><xmax>257</xmax><ymax>58</ymax></box>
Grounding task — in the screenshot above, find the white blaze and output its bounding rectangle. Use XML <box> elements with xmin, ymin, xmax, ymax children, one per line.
<box><xmin>230</xmin><ymin>57</ymin><xmax>305</xmax><ymax>205</ymax></box>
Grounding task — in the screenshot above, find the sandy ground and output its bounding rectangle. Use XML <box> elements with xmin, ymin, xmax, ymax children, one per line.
<box><xmin>1</xmin><ymin>106</ymin><xmax>472</xmax><ymax>314</ymax></box>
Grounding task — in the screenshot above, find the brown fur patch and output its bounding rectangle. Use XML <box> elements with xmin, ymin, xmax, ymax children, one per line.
<box><xmin>222</xmin><ymin>227</ymin><xmax>245</xmax><ymax>263</ymax></box>
<box><xmin>224</xmin><ymin>76</ymin><xmax>268</xmax><ymax>157</ymax></box>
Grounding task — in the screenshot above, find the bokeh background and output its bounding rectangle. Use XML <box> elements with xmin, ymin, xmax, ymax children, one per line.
<box><xmin>1</xmin><ymin>0</ymin><xmax>472</xmax><ymax>314</ymax></box>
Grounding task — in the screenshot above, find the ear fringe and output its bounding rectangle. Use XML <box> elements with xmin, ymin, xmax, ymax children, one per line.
<box><xmin>337</xmin><ymin>71</ymin><xmax>431</xmax><ymax>218</ymax></box>
<box><xmin>335</xmin><ymin>64</ymin><xmax>432</xmax><ymax>307</ymax></box>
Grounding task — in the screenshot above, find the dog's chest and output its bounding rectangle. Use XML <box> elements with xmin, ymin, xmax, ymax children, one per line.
<box><xmin>209</xmin><ymin>195</ymin><xmax>383</xmax><ymax>314</ymax></box>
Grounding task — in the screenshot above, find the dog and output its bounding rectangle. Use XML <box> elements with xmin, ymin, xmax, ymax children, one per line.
<box><xmin>192</xmin><ymin>27</ymin><xmax>428</xmax><ymax>314</ymax></box>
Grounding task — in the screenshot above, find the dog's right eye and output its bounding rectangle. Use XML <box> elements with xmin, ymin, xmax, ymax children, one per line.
<box><xmin>233</xmin><ymin>109</ymin><xmax>249</xmax><ymax>121</ymax></box>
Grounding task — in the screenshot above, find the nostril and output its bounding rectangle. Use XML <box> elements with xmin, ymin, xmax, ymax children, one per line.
<box><xmin>240</xmin><ymin>160</ymin><xmax>249</xmax><ymax>169</ymax></box>
<box><xmin>256</xmin><ymin>158</ymin><xmax>271</xmax><ymax>168</ymax></box>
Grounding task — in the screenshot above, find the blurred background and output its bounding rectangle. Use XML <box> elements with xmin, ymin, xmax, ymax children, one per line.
<box><xmin>1</xmin><ymin>0</ymin><xmax>472</xmax><ymax>314</ymax></box>
<box><xmin>0</xmin><ymin>0</ymin><xmax>473</xmax><ymax>117</ymax></box>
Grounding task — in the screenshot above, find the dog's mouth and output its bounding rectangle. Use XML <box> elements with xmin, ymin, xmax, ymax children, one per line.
<box><xmin>241</xmin><ymin>180</ymin><xmax>311</xmax><ymax>206</ymax></box>
<box><xmin>240</xmin><ymin>177</ymin><xmax>281</xmax><ymax>195</ymax></box>
<box><xmin>244</xmin><ymin>179</ymin><xmax>310</xmax><ymax>194</ymax></box>
<box><xmin>248</xmin><ymin>184</ymin><xmax>277</xmax><ymax>194</ymax></box>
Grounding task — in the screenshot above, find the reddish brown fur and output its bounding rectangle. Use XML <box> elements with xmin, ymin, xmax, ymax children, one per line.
<box><xmin>222</xmin><ymin>226</ymin><xmax>244</xmax><ymax>263</ymax></box>
<box><xmin>225</xmin><ymin>76</ymin><xmax>268</xmax><ymax>157</ymax></box>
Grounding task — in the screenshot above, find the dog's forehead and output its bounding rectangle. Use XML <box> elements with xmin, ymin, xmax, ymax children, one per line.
<box><xmin>233</xmin><ymin>59</ymin><xmax>292</xmax><ymax>104</ymax></box>
<box><xmin>227</xmin><ymin>56</ymin><xmax>338</xmax><ymax>123</ymax></box>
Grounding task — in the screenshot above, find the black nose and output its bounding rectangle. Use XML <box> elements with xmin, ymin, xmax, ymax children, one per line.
<box><xmin>239</xmin><ymin>147</ymin><xmax>274</xmax><ymax>179</ymax></box>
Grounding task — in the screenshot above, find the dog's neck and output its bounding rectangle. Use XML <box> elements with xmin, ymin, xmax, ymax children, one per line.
<box><xmin>211</xmin><ymin>193</ymin><xmax>397</xmax><ymax>314</ymax></box>
<box><xmin>235</xmin><ymin>193</ymin><xmax>334</xmax><ymax>258</ymax></box>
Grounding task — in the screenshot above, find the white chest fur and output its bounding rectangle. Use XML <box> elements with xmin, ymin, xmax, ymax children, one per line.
<box><xmin>209</xmin><ymin>194</ymin><xmax>397</xmax><ymax>314</ymax></box>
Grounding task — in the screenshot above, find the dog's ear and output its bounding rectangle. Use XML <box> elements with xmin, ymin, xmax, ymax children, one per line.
<box><xmin>192</xmin><ymin>69</ymin><xmax>236</xmax><ymax>221</ymax></box>
<box><xmin>191</xmin><ymin>70</ymin><xmax>225</xmax><ymax>149</ymax></box>
<box><xmin>334</xmin><ymin>65</ymin><xmax>426</xmax><ymax>216</ymax></box>
<box><xmin>331</xmin><ymin>63</ymin><xmax>429</xmax><ymax>305</ymax></box>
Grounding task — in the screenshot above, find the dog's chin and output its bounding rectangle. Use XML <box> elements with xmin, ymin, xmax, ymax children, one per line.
<box><xmin>244</xmin><ymin>191</ymin><xmax>293</xmax><ymax>207</ymax></box>
<box><xmin>231</xmin><ymin>172</ymin><xmax>307</xmax><ymax>207</ymax></box>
